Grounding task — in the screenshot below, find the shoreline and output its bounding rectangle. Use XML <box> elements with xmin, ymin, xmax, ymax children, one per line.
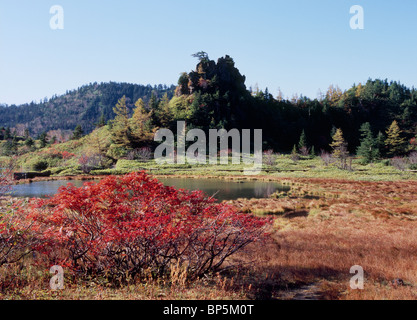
<box><xmin>11</xmin><ymin>171</ymin><xmax>417</xmax><ymax>187</ymax></box>
<box><xmin>12</xmin><ymin>173</ymin><xmax>293</xmax><ymax>185</ymax></box>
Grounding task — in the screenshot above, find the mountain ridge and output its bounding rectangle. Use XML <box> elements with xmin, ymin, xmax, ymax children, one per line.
<box><xmin>0</xmin><ymin>82</ymin><xmax>176</xmax><ymax>136</ymax></box>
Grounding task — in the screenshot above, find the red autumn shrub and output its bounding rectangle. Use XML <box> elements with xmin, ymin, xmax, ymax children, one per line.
<box><xmin>28</xmin><ymin>172</ymin><xmax>269</xmax><ymax>281</ymax></box>
<box><xmin>61</xmin><ymin>151</ymin><xmax>75</xmax><ymax>160</ymax></box>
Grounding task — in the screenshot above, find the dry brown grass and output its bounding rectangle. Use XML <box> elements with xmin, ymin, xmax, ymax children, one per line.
<box><xmin>0</xmin><ymin>260</ymin><xmax>246</xmax><ymax>300</ymax></box>
<box><xmin>224</xmin><ymin>178</ymin><xmax>417</xmax><ymax>300</ymax></box>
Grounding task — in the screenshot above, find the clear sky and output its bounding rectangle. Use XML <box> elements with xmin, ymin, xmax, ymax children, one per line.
<box><xmin>0</xmin><ymin>0</ymin><xmax>416</xmax><ymax>105</ymax></box>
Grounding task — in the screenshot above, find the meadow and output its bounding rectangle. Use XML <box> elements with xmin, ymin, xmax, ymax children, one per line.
<box><xmin>2</xmin><ymin>158</ymin><xmax>417</xmax><ymax>300</ymax></box>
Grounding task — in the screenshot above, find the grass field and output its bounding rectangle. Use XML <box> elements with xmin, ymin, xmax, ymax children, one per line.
<box><xmin>64</xmin><ymin>155</ymin><xmax>417</xmax><ymax>181</ymax></box>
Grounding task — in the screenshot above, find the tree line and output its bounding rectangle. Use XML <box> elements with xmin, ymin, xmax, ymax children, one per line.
<box><xmin>1</xmin><ymin>54</ymin><xmax>416</xmax><ymax>161</ymax></box>
<box><xmin>106</xmin><ymin>53</ymin><xmax>417</xmax><ymax>161</ymax></box>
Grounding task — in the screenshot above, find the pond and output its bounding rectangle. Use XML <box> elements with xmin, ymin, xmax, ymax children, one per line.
<box><xmin>10</xmin><ymin>177</ymin><xmax>289</xmax><ymax>202</ymax></box>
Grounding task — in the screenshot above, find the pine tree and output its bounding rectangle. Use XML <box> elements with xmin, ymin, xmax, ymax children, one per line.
<box><xmin>157</xmin><ymin>93</ymin><xmax>173</xmax><ymax>128</ymax></box>
<box><xmin>97</xmin><ymin>112</ymin><xmax>106</xmax><ymax>128</ymax></box>
<box><xmin>148</xmin><ymin>91</ymin><xmax>159</xmax><ymax>111</ymax></box>
<box><xmin>330</xmin><ymin>128</ymin><xmax>349</xmax><ymax>169</ymax></box>
<box><xmin>326</xmin><ymin>85</ymin><xmax>343</xmax><ymax>106</ymax></box>
<box><xmin>330</xmin><ymin>129</ymin><xmax>346</xmax><ymax>157</ymax></box>
<box><xmin>72</xmin><ymin>125</ymin><xmax>84</xmax><ymax>140</ymax></box>
<box><xmin>264</xmin><ymin>87</ymin><xmax>271</xmax><ymax>100</ymax></box>
<box><xmin>290</xmin><ymin>144</ymin><xmax>300</xmax><ymax>162</ymax></box>
<box><xmin>356</xmin><ymin>122</ymin><xmax>378</xmax><ymax>164</ymax></box>
<box><xmin>330</xmin><ymin>125</ymin><xmax>337</xmax><ymax>139</ymax></box>
<box><xmin>24</xmin><ymin>128</ymin><xmax>33</xmax><ymax>147</ymax></box>
<box><xmin>129</xmin><ymin>98</ymin><xmax>155</xmax><ymax>147</ymax></box>
<box><xmin>412</xmin><ymin>130</ymin><xmax>417</xmax><ymax>151</ymax></box>
<box><xmin>375</xmin><ymin>131</ymin><xmax>385</xmax><ymax>159</ymax></box>
<box><xmin>25</xmin><ymin>137</ymin><xmax>34</xmax><ymax>148</ymax></box>
<box><xmin>88</xmin><ymin>129</ymin><xmax>109</xmax><ymax>167</ymax></box>
<box><xmin>298</xmin><ymin>129</ymin><xmax>307</xmax><ymax>150</ymax></box>
<box><xmin>385</xmin><ymin>120</ymin><xmax>405</xmax><ymax>157</ymax></box>
<box><xmin>310</xmin><ymin>146</ymin><xmax>316</xmax><ymax>156</ymax></box>
<box><xmin>38</xmin><ymin>131</ymin><xmax>48</xmax><ymax>148</ymax></box>
<box><xmin>110</xmin><ymin>96</ymin><xmax>132</xmax><ymax>149</ymax></box>
<box><xmin>24</xmin><ymin>128</ymin><xmax>30</xmax><ymax>140</ymax></box>
<box><xmin>4</xmin><ymin>127</ymin><xmax>11</xmax><ymax>140</ymax></box>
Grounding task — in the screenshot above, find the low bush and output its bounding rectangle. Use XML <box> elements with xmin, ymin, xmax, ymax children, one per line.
<box><xmin>78</xmin><ymin>154</ymin><xmax>102</xmax><ymax>174</ymax></box>
<box><xmin>115</xmin><ymin>159</ymin><xmax>147</xmax><ymax>171</ymax></box>
<box><xmin>90</xmin><ymin>169</ymin><xmax>130</xmax><ymax>176</ymax></box>
<box><xmin>409</xmin><ymin>152</ymin><xmax>417</xmax><ymax>166</ymax></box>
<box><xmin>391</xmin><ymin>157</ymin><xmax>408</xmax><ymax>171</ymax></box>
<box><xmin>46</xmin><ymin>167</ymin><xmax>66</xmax><ymax>176</ymax></box>
<box><xmin>28</xmin><ymin>159</ymin><xmax>49</xmax><ymax>172</ymax></box>
<box><xmin>126</xmin><ymin>147</ymin><xmax>153</xmax><ymax>162</ymax></box>
<box><xmin>262</xmin><ymin>150</ymin><xmax>278</xmax><ymax>167</ymax></box>
<box><xmin>56</xmin><ymin>167</ymin><xmax>82</xmax><ymax>176</ymax></box>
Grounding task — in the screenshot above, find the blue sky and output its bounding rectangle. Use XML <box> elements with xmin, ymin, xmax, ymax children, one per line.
<box><xmin>0</xmin><ymin>0</ymin><xmax>416</xmax><ymax>105</ymax></box>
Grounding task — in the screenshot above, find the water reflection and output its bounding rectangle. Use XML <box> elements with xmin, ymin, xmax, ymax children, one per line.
<box><xmin>158</xmin><ymin>178</ymin><xmax>289</xmax><ymax>201</ymax></box>
<box><xmin>11</xmin><ymin>177</ymin><xmax>289</xmax><ymax>202</ymax></box>
<box><xmin>11</xmin><ymin>180</ymin><xmax>92</xmax><ymax>199</ymax></box>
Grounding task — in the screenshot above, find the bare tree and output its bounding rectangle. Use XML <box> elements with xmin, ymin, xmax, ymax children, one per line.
<box><xmin>263</xmin><ymin>150</ymin><xmax>277</xmax><ymax>166</ymax></box>
<box><xmin>409</xmin><ymin>152</ymin><xmax>417</xmax><ymax>165</ymax></box>
<box><xmin>126</xmin><ymin>147</ymin><xmax>153</xmax><ymax>162</ymax></box>
<box><xmin>79</xmin><ymin>154</ymin><xmax>101</xmax><ymax>174</ymax></box>
<box><xmin>391</xmin><ymin>157</ymin><xmax>408</xmax><ymax>171</ymax></box>
<box><xmin>320</xmin><ymin>150</ymin><xmax>333</xmax><ymax>166</ymax></box>
<box><xmin>299</xmin><ymin>146</ymin><xmax>311</xmax><ymax>157</ymax></box>
<box><xmin>0</xmin><ymin>159</ymin><xmax>14</xmax><ymax>197</ymax></box>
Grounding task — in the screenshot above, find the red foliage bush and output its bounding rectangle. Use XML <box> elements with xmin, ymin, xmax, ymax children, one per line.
<box><xmin>61</xmin><ymin>151</ymin><xmax>75</xmax><ymax>160</ymax></box>
<box><xmin>28</xmin><ymin>172</ymin><xmax>269</xmax><ymax>281</ymax></box>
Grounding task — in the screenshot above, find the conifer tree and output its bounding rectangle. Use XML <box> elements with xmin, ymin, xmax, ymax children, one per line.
<box><xmin>72</xmin><ymin>125</ymin><xmax>84</xmax><ymax>140</ymax></box>
<box><xmin>110</xmin><ymin>96</ymin><xmax>131</xmax><ymax>148</ymax></box>
<box><xmin>375</xmin><ymin>131</ymin><xmax>385</xmax><ymax>159</ymax></box>
<box><xmin>157</xmin><ymin>93</ymin><xmax>173</xmax><ymax>129</ymax></box>
<box><xmin>38</xmin><ymin>131</ymin><xmax>48</xmax><ymax>148</ymax></box>
<box><xmin>129</xmin><ymin>98</ymin><xmax>155</xmax><ymax>147</ymax></box>
<box><xmin>97</xmin><ymin>112</ymin><xmax>106</xmax><ymax>128</ymax></box>
<box><xmin>298</xmin><ymin>129</ymin><xmax>307</xmax><ymax>150</ymax></box>
<box><xmin>385</xmin><ymin>120</ymin><xmax>405</xmax><ymax>156</ymax></box>
<box><xmin>356</xmin><ymin>122</ymin><xmax>378</xmax><ymax>164</ymax></box>
<box><xmin>330</xmin><ymin>128</ymin><xmax>349</xmax><ymax>169</ymax></box>
<box><xmin>330</xmin><ymin>125</ymin><xmax>337</xmax><ymax>139</ymax></box>
<box><xmin>25</xmin><ymin>137</ymin><xmax>34</xmax><ymax>148</ymax></box>
<box><xmin>24</xmin><ymin>128</ymin><xmax>30</xmax><ymax>140</ymax></box>
<box><xmin>310</xmin><ymin>146</ymin><xmax>316</xmax><ymax>156</ymax></box>
<box><xmin>148</xmin><ymin>91</ymin><xmax>159</xmax><ymax>111</ymax></box>
<box><xmin>4</xmin><ymin>127</ymin><xmax>11</xmax><ymax>140</ymax></box>
<box><xmin>290</xmin><ymin>144</ymin><xmax>299</xmax><ymax>162</ymax></box>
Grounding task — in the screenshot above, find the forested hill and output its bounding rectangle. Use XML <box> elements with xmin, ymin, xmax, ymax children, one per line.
<box><xmin>1</xmin><ymin>53</ymin><xmax>417</xmax><ymax>155</ymax></box>
<box><xmin>0</xmin><ymin>82</ymin><xmax>175</xmax><ymax>136</ymax></box>
<box><xmin>160</xmin><ymin>53</ymin><xmax>417</xmax><ymax>154</ymax></box>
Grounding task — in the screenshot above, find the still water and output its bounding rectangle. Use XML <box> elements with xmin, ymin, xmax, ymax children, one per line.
<box><xmin>11</xmin><ymin>177</ymin><xmax>289</xmax><ymax>202</ymax></box>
